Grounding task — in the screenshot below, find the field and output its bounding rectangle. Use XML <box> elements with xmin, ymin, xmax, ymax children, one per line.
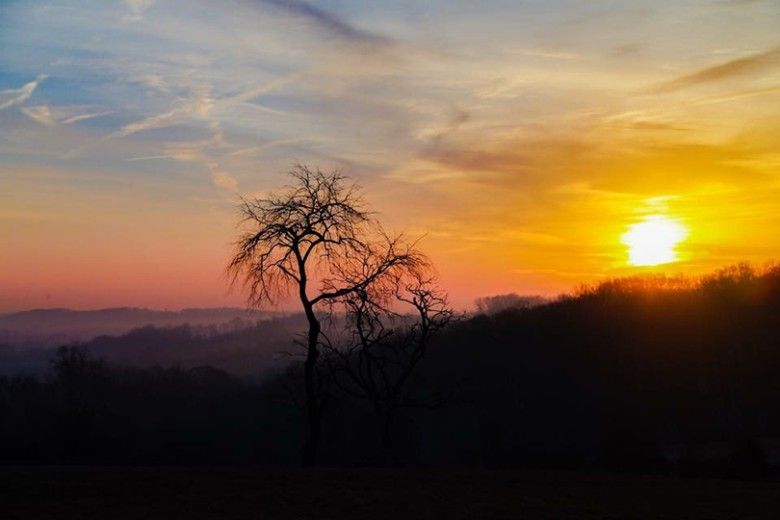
<box><xmin>3</xmin><ymin>467</ymin><xmax>779</xmax><ymax>519</ymax></box>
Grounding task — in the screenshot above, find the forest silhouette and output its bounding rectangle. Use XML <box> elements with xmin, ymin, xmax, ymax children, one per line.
<box><xmin>2</xmin><ymin>260</ymin><xmax>780</xmax><ymax>478</ymax></box>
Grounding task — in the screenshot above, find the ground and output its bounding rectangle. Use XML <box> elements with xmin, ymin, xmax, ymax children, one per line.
<box><xmin>3</xmin><ymin>467</ymin><xmax>780</xmax><ymax>519</ymax></box>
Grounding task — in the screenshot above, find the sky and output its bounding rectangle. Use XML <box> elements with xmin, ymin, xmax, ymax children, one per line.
<box><xmin>1</xmin><ymin>0</ymin><xmax>780</xmax><ymax>311</ymax></box>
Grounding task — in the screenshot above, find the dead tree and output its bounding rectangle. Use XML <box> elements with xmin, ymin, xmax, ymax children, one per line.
<box><xmin>227</xmin><ymin>165</ymin><xmax>423</xmax><ymax>465</ymax></box>
<box><xmin>324</xmin><ymin>270</ymin><xmax>453</xmax><ymax>464</ymax></box>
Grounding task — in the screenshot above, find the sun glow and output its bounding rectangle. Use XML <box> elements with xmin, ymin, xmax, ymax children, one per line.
<box><xmin>622</xmin><ymin>215</ymin><xmax>688</xmax><ymax>267</ymax></box>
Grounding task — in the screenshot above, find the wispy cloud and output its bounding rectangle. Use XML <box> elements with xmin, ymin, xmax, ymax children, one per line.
<box><xmin>211</xmin><ymin>170</ymin><xmax>239</xmax><ymax>193</ymax></box>
<box><xmin>125</xmin><ymin>155</ymin><xmax>174</xmax><ymax>161</ymax></box>
<box><xmin>0</xmin><ymin>75</ymin><xmax>46</xmax><ymax>111</ymax></box>
<box><xmin>217</xmin><ymin>74</ymin><xmax>299</xmax><ymax>109</ymax></box>
<box><xmin>21</xmin><ymin>105</ymin><xmax>111</xmax><ymax>126</ymax></box>
<box><xmin>63</xmin><ymin>71</ymin><xmax>298</xmax><ymax>159</ymax></box>
<box><xmin>256</xmin><ymin>0</ymin><xmax>393</xmax><ymax>48</ymax></box>
<box><xmin>692</xmin><ymin>84</ymin><xmax>780</xmax><ymax>105</ymax></box>
<box><xmin>653</xmin><ymin>45</ymin><xmax>780</xmax><ymax>93</ymax></box>
<box><xmin>20</xmin><ymin>105</ymin><xmax>56</xmax><ymax>126</ymax></box>
<box><xmin>61</xmin><ymin>111</ymin><xmax>112</xmax><ymax>125</ymax></box>
<box><xmin>116</xmin><ymin>108</ymin><xmax>186</xmax><ymax>138</ymax></box>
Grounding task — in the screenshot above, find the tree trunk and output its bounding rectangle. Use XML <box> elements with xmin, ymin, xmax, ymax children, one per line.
<box><xmin>302</xmin><ymin>304</ymin><xmax>321</xmax><ymax>466</ymax></box>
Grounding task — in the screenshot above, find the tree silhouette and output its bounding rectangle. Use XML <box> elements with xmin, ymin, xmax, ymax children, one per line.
<box><xmin>228</xmin><ymin>165</ymin><xmax>424</xmax><ymax>465</ymax></box>
<box><xmin>324</xmin><ymin>270</ymin><xmax>453</xmax><ymax>464</ymax></box>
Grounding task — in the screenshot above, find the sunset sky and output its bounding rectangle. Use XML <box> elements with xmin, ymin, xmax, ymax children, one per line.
<box><xmin>2</xmin><ymin>0</ymin><xmax>780</xmax><ymax>311</ymax></box>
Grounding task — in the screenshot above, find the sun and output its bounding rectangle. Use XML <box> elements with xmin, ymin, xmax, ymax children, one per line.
<box><xmin>621</xmin><ymin>215</ymin><xmax>688</xmax><ymax>267</ymax></box>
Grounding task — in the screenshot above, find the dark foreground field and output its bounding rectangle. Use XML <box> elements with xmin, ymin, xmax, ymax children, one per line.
<box><xmin>2</xmin><ymin>467</ymin><xmax>780</xmax><ymax>519</ymax></box>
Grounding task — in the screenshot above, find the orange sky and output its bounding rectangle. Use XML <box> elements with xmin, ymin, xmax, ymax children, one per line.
<box><xmin>2</xmin><ymin>1</ymin><xmax>780</xmax><ymax>311</ymax></box>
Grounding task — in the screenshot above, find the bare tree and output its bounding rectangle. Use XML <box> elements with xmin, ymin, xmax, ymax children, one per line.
<box><xmin>324</xmin><ymin>269</ymin><xmax>453</xmax><ymax>464</ymax></box>
<box><xmin>227</xmin><ymin>165</ymin><xmax>424</xmax><ymax>465</ymax></box>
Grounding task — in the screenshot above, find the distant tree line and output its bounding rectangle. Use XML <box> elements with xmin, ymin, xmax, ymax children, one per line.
<box><xmin>2</xmin><ymin>263</ymin><xmax>780</xmax><ymax>478</ymax></box>
<box><xmin>0</xmin><ymin>314</ymin><xmax>309</xmax><ymax>378</ymax></box>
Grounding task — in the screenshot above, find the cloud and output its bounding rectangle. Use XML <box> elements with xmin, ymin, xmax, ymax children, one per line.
<box><xmin>65</xmin><ymin>98</ymin><xmax>210</xmax><ymax>158</ymax></box>
<box><xmin>217</xmin><ymin>74</ymin><xmax>299</xmax><ymax>108</ymax></box>
<box><xmin>0</xmin><ymin>75</ymin><xmax>46</xmax><ymax>111</ymax></box>
<box><xmin>424</xmin><ymin>109</ymin><xmax>470</xmax><ymax>148</ymax></box>
<box><xmin>125</xmin><ymin>155</ymin><xmax>173</xmax><ymax>161</ymax></box>
<box><xmin>211</xmin><ymin>171</ymin><xmax>239</xmax><ymax>193</ymax></box>
<box><xmin>256</xmin><ymin>0</ymin><xmax>393</xmax><ymax>48</ymax></box>
<box><xmin>20</xmin><ymin>105</ymin><xmax>55</xmax><ymax>126</ymax></box>
<box><xmin>62</xmin><ymin>106</ymin><xmax>185</xmax><ymax>158</ymax></box>
<box><xmin>692</xmin><ymin>84</ymin><xmax>780</xmax><ymax>105</ymax></box>
<box><xmin>116</xmin><ymin>108</ymin><xmax>183</xmax><ymax>137</ymax></box>
<box><xmin>653</xmin><ymin>45</ymin><xmax>780</xmax><ymax>93</ymax></box>
<box><xmin>123</xmin><ymin>0</ymin><xmax>155</xmax><ymax>23</ymax></box>
<box><xmin>64</xmin><ymin>71</ymin><xmax>299</xmax><ymax>159</ymax></box>
<box><xmin>21</xmin><ymin>105</ymin><xmax>111</xmax><ymax>126</ymax></box>
<box><xmin>413</xmin><ymin>116</ymin><xmax>778</xmax><ymax>199</ymax></box>
<box><xmin>61</xmin><ymin>111</ymin><xmax>112</xmax><ymax>125</ymax></box>
<box><xmin>110</xmin><ymin>75</ymin><xmax>291</xmax><ymax>141</ymax></box>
